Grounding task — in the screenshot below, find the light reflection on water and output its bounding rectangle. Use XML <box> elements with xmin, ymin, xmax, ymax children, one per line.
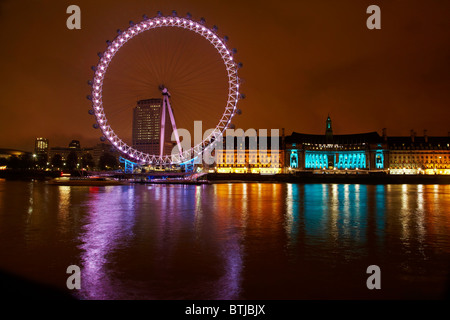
<box><xmin>1</xmin><ymin>181</ymin><xmax>450</xmax><ymax>299</ymax></box>
<box><xmin>78</xmin><ymin>186</ymin><xmax>136</xmax><ymax>299</ymax></box>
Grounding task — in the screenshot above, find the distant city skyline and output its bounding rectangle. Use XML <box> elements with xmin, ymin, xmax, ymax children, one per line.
<box><xmin>5</xmin><ymin>120</ymin><xmax>450</xmax><ymax>154</ymax></box>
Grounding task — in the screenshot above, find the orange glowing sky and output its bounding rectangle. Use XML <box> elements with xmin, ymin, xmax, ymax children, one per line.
<box><xmin>1</xmin><ymin>0</ymin><xmax>449</xmax><ymax>152</ymax></box>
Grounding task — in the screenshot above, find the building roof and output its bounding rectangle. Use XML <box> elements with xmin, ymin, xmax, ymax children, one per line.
<box><xmin>137</xmin><ymin>98</ymin><xmax>162</xmax><ymax>106</ymax></box>
<box><xmin>0</xmin><ymin>148</ymin><xmax>29</xmax><ymax>156</ymax></box>
<box><xmin>286</xmin><ymin>131</ymin><xmax>383</xmax><ymax>145</ymax></box>
<box><xmin>387</xmin><ymin>136</ymin><xmax>450</xmax><ymax>149</ymax></box>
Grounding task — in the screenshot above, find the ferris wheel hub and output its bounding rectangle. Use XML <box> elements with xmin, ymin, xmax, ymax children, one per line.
<box><xmin>159</xmin><ymin>85</ymin><xmax>170</xmax><ymax>96</ymax></box>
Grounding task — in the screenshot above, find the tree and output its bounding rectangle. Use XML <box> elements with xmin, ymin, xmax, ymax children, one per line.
<box><xmin>51</xmin><ymin>154</ymin><xmax>63</xmax><ymax>170</ymax></box>
<box><xmin>37</xmin><ymin>154</ymin><xmax>48</xmax><ymax>169</ymax></box>
<box><xmin>19</xmin><ymin>154</ymin><xmax>33</xmax><ymax>170</ymax></box>
<box><xmin>6</xmin><ymin>154</ymin><xmax>33</xmax><ymax>170</ymax></box>
<box><xmin>81</xmin><ymin>153</ymin><xmax>95</xmax><ymax>170</ymax></box>
<box><xmin>66</xmin><ymin>151</ymin><xmax>79</xmax><ymax>171</ymax></box>
<box><xmin>7</xmin><ymin>155</ymin><xmax>20</xmax><ymax>170</ymax></box>
<box><xmin>99</xmin><ymin>152</ymin><xmax>118</xmax><ymax>171</ymax></box>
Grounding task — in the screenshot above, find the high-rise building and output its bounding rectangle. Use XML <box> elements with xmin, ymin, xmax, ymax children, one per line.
<box><xmin>132</xmin><ymin>98</ymin><xmax>173</xmax><ymax>156</ymax></box>
<box><xmin>34</xmin><ymin>138</ymin><xmax>49</xmax><ymax>156</ymax></box>
<box><xmin>69</xmin><ymin>140</ymin><xmax>81</xmax><ymax>149</ymax></box>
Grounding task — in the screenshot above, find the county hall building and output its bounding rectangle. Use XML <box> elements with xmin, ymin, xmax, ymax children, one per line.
<box><xmin>285</xmin><ymin>116</ymin><xmax>388</xmax><ymax>172</ymax></box>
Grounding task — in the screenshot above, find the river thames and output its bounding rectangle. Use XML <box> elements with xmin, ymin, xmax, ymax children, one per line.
<box><xmin>0</xmin><ymin>180</ymin><xmax>449</xmax><ymax>299</ymax></box>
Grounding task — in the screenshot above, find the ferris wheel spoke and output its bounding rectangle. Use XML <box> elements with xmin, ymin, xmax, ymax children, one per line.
<box><xmin>165</xmin><ymin>94</ymin><xmax>183</xmax><ymax>157</ymax></box>
<box><xmin>89</xmin><ymin>14</ymin><xmax>241</xmax><ymax>165</ymax></box>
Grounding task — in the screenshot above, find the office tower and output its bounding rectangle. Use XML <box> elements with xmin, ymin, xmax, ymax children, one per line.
<box><xmin>34</xmin><ymin>137</ymin><xmax>49</xmax><ymax>156</ymax></box>
<box><xmin>132</xmin><ymin>98</ymin><xmax>173</xmax><ymax>156</ymax></box>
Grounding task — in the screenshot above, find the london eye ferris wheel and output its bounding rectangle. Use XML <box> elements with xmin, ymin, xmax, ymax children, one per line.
<box><xmin>87</xmin><ymin>11</ymin><xmax>243</xmax><ymax>166</ymax></box>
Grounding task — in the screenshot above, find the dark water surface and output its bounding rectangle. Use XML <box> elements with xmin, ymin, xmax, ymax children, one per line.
<box><xmin>0</xmin><ymin>180</ymin><xmax>449</xmax><ymax>299</ymax></box>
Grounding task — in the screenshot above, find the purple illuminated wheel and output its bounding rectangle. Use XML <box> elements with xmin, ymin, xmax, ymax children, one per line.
<box><xmin>88</xmin><ymin>12</ymin><xmax>242</xmax><ymax>166</ymax></box>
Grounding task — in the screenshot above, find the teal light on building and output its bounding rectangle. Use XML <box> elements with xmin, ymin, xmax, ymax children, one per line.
<box><xmin>285</xmin><ymin>117</ymin><xmax>388</xmax><ymax>171</ymax></box>
<box><xmin>290</xmin><ymin>150</ymin><xmax>299</xmax><ymax>168</ymax></box>
<box><xmin>375</xmin><ymin>150</ymin><xmax>384</xmax><ymax>169</ymax></box>
<box><xmin>304</xmin><ymin>150</ymin><xmax>367</xmax><ymax>169</ymax></box>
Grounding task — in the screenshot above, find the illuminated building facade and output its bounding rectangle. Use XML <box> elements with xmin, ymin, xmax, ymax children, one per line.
<box><xmin>132</xmin><ymin>98</ymin><xmax>172</xmax><ymax>156</ymax></box>
<box><xmin>47</xmin><ymin>140</ymin><xmax>122</xmax><ymax>170</ymax></box>
<box><xmin>50</xmin><ymin>141</ymin><xmax>80</xmax><ymax>159</ymax></box>
<box><xmin>49</xmin><ymin>141</ymin><xmax>92</xmax><ymax>163</ymax></box>
<box><xmin>34</xmin><ymin>137</ymin><xmax>50</xmax><ymax>168</ymax></box>
<box><xmin>285</xmin><ymin>117</ymin><xmax>388</xmax><ymax>171</ymax></box>
<box><xmin>34</xmin><ymin>138</ymin><xmax>49</xmax><ymax>156</ymax></box>
<box><xmin>387</xmin><ymin>131</ymin><xmax>450</xmax><ymax>175</ymax></box>
<box><xmin>214</xmin><ymin>135</ymin><xmax>284</xmax><ymax>174</ymax></box>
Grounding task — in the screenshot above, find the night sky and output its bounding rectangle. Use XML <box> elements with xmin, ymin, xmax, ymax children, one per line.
<box><xmin>1</xmin><ymin>0</ymin><xmax>449</xmax><ymax>152</ymax></box>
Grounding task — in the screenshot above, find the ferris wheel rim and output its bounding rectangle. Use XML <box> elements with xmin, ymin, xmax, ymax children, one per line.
<box><xmin>89</xmin><ymin>14</ymin><xmax>241</xmax><ymax>165</ymax></box>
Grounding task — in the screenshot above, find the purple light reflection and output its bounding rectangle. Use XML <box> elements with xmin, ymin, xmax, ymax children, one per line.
<box><xmin>76</xmin><ymin>184</ymin><xmax>246</xmax><ymax>299</ymax></box>
<box><xmin>77</xmin><ymin>186</ymin><xmax>136</xmax><ymax>299</ymax></box>
<box><xmin>214</xmin><ymin>237</ymin><xmax>243</xmax><ymax>300</ymax></box>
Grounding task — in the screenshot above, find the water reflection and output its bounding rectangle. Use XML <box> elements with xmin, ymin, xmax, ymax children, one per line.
<box><xmin>3</xmin><ymin>182</ymin><xmax>448</xmax><ymax>299</ymax></box>
<box><xmin>211</xmin><ymin>184</ymin><xmax>246</xmax><ymax>299</ymax></box>
<box><xmin>66</xmin><ymin>183</ymin><xmax>450</xmax><ymax>298</ymax></box>
<box><xmin>78</xmin><ymin>186</ymin><xmax>136</xmax><ymax>299</ymax></box>
<box><xmin>56</xmin><ymin>186</ymin><xmax>71</xmax><ymax>232</ymax></box>
<box><xmin>374</xmin><ymin>185</ymin><xmax>386</xmax><ymax>248</ymax></box>
<box><xmin>0</xmin><ymin>179</ymin><xmax>4</xmax><ymax>215</ymax></box>
<box><xmin>285</xmin><ymin>184</ymin><xmax>300</xmax><ymax>249</ymax></box>
<box><xmin>194</xmin><ymin>186</ymin><xmax>203</xmax><ymax>241</ymax></box>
